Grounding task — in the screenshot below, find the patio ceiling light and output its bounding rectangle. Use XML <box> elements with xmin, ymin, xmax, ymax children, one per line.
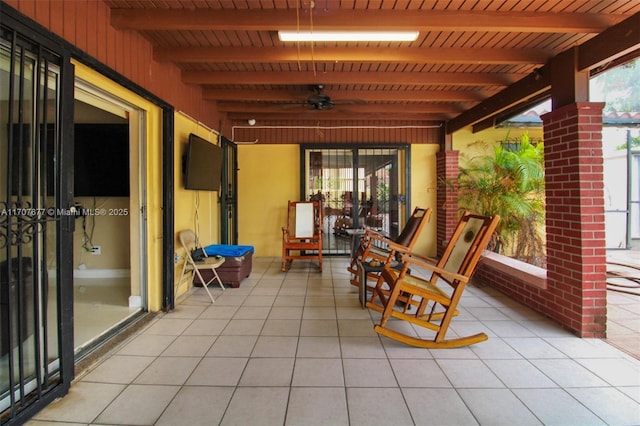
<box><xmin>277</xmin><ymin>30</ymin><xmax>419</xmax><ymax>42</ymax></box>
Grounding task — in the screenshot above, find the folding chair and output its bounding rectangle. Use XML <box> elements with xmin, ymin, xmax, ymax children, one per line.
<box><xmin>367</xmin><ymin>213</ymin><xmax>500</xmax><ymax>348</ymax></box>
<box><xmin>177</xmin><ymin>230</ymin><xmax>225</xmax><ymax>303</ymax></box>
<box><xmin>281</xmin><ymin>200</ymin><xmax>323</xmax><ymax>272</ymax></box>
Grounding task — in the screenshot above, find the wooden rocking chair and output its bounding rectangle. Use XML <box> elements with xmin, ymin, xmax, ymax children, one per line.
<box><xmin>366</xmin><ymin>212</ymin><xmax>500</xmax><ymax>348</ymax></box>
<box><xmin>347</xmin><ymin>207</ymin><xmax>431</xmax><ymax>287</ymax></box>
<box><xmin>282</xmin><ymin>200</ymin><xmax>323</xmax><ymax>272</ymax></box>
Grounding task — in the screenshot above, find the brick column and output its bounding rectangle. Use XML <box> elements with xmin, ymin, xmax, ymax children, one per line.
<box><xmin>436</xmin><ymin>150</ymin><xmax>459</xmax><ymax>258</ymax></box>
<box><xmin>541</xmin><ymin>102</ymin><xmax>607</xmax><ymax>338</ymax></box>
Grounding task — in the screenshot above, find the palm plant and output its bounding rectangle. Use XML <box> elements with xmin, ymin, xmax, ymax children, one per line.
<box><xmin>455</xmin><ymin>133</ymin><xmax>546</xmax><ymax>267</ymax></box>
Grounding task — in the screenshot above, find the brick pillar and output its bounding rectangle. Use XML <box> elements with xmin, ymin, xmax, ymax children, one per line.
<box><xmin>541</xmin><ymin>102</ymin><xmax>607</xmax><ymax>338</ymax></box>
<box><xmin>436</xmin><ymin>150</ymin><xmax>459</xmax><ymax>258</ymax></box>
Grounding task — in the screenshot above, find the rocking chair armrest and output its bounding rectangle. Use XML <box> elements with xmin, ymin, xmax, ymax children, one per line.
<box><xmin>355</xmin><ymin>230</ymin><xmax>393</xmax><ymax>256</ymax></box>
<box><xmin>385</xmin><ymin>240</ymin><xmax>413</xmax><ymax>255</ymax></box>
<box><xmin>385</xmin><ymin>240</ymin><xmax>438</xmax><ymax>264</ymax></box>
<box><xmin>365</xmin><ymin>232</ymin><xmax>396</xmax><ymax>248</ymax></box>
<box><xmin>363</xmin><ymin>228</ymin><xmax>388</xmax><ymax>239</ymax></box>
<box><xmin>399</xmin><ymin>252</ymin><xmax>470</xmax><ymax>284</ymax></box>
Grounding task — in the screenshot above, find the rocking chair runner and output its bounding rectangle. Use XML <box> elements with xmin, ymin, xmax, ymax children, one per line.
<box><xmin>347</xmin><ymin>207</ymin><xmax>431</xmax><ymax>288</ymax></box>
<box><xmin>366</xmin><ymin>213</ymin><xmax>500</xmax><ymax>349</ymax></box>
<box><xmin>281</xmin><ymin>200</ymin><xmax>323</xmax><ymax>272</ymax></box>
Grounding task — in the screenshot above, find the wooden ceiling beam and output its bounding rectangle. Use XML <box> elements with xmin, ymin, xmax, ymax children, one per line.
<box><xmin>203</xmin><ymin>88</ymin><xmax>492</xmax><ymax>102</ymax></box>
<box><xmin>471</xmin><ymin>91</ymin><xmax>551</xmax><ymax>132</ymax></box>
<box><xmin>155</xmin><ymin>46</ymin><xmax>548</xmax><ymax>65</ymax></box>
<box><xmin>445</xmin><ymin>11</ymin><xmax>640</xmax><ymax>134</ymax></box>
<box><xmin>577</xmin><ymin>12</ymin><xmax>640</xmax><ymax>71</ymax></box>
<box><xmin>111</xmin><ymin>9</ymin><xmax>623</xmax><ymax>33</ymax></box>
<box><xmin>217</xmin><ymin>102</ymin><xmax>463</xmax><ymax>115</ymax></box>
<box><xmin>226</xmin><ymin>112</ymin><xmax>450</xmax><ymax>122</ymax></box>
<box><xmin>184</xmin><ymin>71</ymin><xmax>523</xmax><ymax>86</ymax></box>
<box><xmin>445</xmin><ymin>65</ymin><xmax>551</xmax><ymax>133</ymax></box>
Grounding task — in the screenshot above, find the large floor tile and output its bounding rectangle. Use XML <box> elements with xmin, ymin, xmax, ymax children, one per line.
<box><xmin>238</xmin><ymin>357</ymin><xmax>295</xmax><ymax>386</ymax></box>
<box><xmin>300</xmin><ymin>319</ymin><xmax>339</xmax><ymax>336</ymax></box>
<box><xmin>251</xmin><ymin>335</ymin><xmax>298</xmax><ymax>357</ymax></box>
<box><xmin>116</xmin><ymin>334</ymin><xmax>176</xmax><ymax>356</ymax></box>
<box><xmin>221</xmin><ymin>319</ymin><xmax>265</xmax><ymax>335</ymax></box>
<box><xmin>503</xmin><ymin>337</ymin><xmax>568</xmax><ymax>359</ymax></box>
<box><xmin>133</xmin><ymin>356</ymin><xmax>200</xmax><ymax>385</ymax></box>
<box><xmin>296</xmin><ymin>336</ymin><xmax>341</xmax><ymax>358</ymax></box>
<box><xmin>390</xmin><ymin>359</ymin><xmax>452</xmax><ymax>388</ymax></box>
<box><xmin>402</xmin><ymin>388</ymin><xmax>479</xmax><ymax>426</ymax></box>
<box><xmin>530</xmin><ymin>359</ymin><xmax>611</xmax><ymax>387</ymax></box>
<box><xmin>93</xmin><ymin>384</ymin><xmax>179</xmax><ymax>425</ymax></box>
<box><xmin>484</xmin><ymin>359</ymin><xmax>558</xmax><ymax>388</ymax></box>
<box><xmin>261</xmin><ymin>318</ymin><xmax>302</xmax><ymax>336</ymax></box>
<box><xmin>285</xmin><ymin>387</ymin><xmax>349</xmax><ymax>426</ymax></box>
<box><xmin>292</xmin><ymin>358</ymin><xmax>344</xmax><ymax>386</ymax></box>
<box><xmin>186</xmin><ymin>357</ymin><xmax>248</xmax><ymax>386</ymax></box>
<box><xmin>340</xmin><ymin>336</ymin><xmax>387</xmax><ymax>358</ymax></box>
<box><xmin>206</xmin><ymin>335</ymin><xmax>258</xmax><ymax>357</ymax></box>
<box><xmin>182</xmin><ymin>318</ymin><xmax>229</xmax><ymax>335</ymax></box>
<box><xmin>143</xmin><ymin>318</ymin><xmax>193</xmax><ymax>336</ymax></box>
<box><xmin>576</xmin><ymin>357</ymin><xmax>640</xmax><ymax>386</ymax></box>
<box><xmin>80</xmin><ymin>355</ymin><xmax>155</xmax><ymax>384</ymax></box>
<box><xmin>32</xmin><ymin>382</ymin><xmax>125</xmax><ymax>424</ymax></box>
<box><xmin>343</xmin><ymin>358</ymin><xmax>397</xmax><ymax>387</ymax></box>
<box><xmin>155</xmin><ymin>386</ymin><xmax>234</xmax><ymax>426</ymax></box>
<box><xmin>457</xmin><ymin>388</ymin><xmax>542</xmax><ymax>425</ymax></box>
<box><xmin>220</xmin><ymin>387</ymin><xmax>289</xmax><ymax>426</ymax></box>
<box><xmin>161</xmin><ymin>335</ymin><xmax>217</xmax><ymax>357</ymax></box>
<box><xmin>437</xmin><ymin>359</ymin><xmax>505</xmax><ymax>388</ymax></box>
<box><xmin>347</xmin><ymin>387</ymin><xmax>413</xmax><ymax>426</ymax></box>
<box><xmin>338</xmin><ymin>319</ymin><xmax>378</xmax><ymax>336</ymax></box>
<box><xmin>513</xmin><ymin>388</ymin><xmax>607</xmax><ymax>426</ymax></box>
<box><xmin>567</xmin><ymin>387</ymin><xmax>640</xmax><ymax>425</ymax></box>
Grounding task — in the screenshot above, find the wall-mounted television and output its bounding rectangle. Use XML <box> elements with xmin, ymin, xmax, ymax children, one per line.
<box><xmin>183</xmin><ymin>133</ymin><xmax>223</xmax><ymax>191</ymax></box>
<box><xmin>9</xmin><ymin>123</ymin><xmax>129</xmax><ymax>197</ymax></box>
<box><xmin>74</xmin><ymin>123</ymin><xmax>130</xmax><ymax>197</ymax></box>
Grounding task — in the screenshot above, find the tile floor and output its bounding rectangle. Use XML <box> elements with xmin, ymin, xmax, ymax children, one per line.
<box><xmin>606</xmin><ymin>250</ymin><xmax>640</xmax><ymax>359</ymax></box>
<box><xmin>29</xmin><ymin>257</ymin><xmax>640</xmax><ymax>426</ymax></box>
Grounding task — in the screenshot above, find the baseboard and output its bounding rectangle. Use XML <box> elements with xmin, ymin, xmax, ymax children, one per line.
<box><xmin>73</xmin><ymin>269</ymin><xmax>131</xmax><ymax>279</ymax></box>
<box><xmin>48</xmin><ymin>268</ymin><xmax>131</xmax><ymax>279</ymax></box>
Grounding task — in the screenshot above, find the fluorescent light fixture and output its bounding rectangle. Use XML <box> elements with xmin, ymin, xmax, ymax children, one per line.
<box><xmin>277</xmin><ymin>30</ymin><xmax>419</xmax><ymax>42</ymax></box>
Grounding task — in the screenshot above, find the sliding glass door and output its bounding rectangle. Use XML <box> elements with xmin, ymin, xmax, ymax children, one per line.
<box><xmin>1</xmin><ymin>15</ymin><xmax>75</xmax><ymax>423</ymax></box>
<box><xmin>302</xmin><ymin>145</ymin><xmax>410</xmax><ymax>255</ymax></box>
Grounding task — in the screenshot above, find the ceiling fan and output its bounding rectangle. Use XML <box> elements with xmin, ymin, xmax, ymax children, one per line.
<box><xmin>306</xmin><ymin>85</ymin><xmax>335</xmax><ymax>110</ymax></box>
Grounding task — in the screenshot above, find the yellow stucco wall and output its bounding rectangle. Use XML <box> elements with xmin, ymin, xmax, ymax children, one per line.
<box><xmin>234</xmin><ymin>144</ymin><xmax>441</xmax><ymax>258</ymax></box>
<box><xmin>453</xmin><ymin>126</ymin><xmax>543</xmax><ymax>164</ymax></box>
<box><xmin>409</xmin><ymin>144</ymin><xmax>440</xmax><ymax>257</ymax></box>
<box><xmin>237</xmin><ymin>145</ymin><xmax>300</xmax><ymax>256</ymax></box>
<box><xmin>173</xmin><ymin>116</ymin><xmax>222</xmax><ymax>298</ymax></box>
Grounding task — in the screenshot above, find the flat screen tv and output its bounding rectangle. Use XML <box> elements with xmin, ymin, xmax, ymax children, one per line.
<box><xmin>184</xmin><ymin>133</ymin><xmax>223</xmax><ymax>191</ymax></box>
<box><xmin>74</xmin><ymin>123</ymin><xmax>130</xmax><ymax>197</ymax></box>
<box><xmin>9</xmin><ymin>123</ymin><xmax>129</xmax><ymax>197</ymax></box>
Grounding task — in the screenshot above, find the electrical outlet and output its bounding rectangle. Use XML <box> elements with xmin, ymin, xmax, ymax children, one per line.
<box><xmin>174</xmin><ymin>253</ymin><xmax>182</xmax><ymax>264</ymax></box>
<box><xmin>89</xmin><ymin>246</ymin><xmax>101</xmax><ymax>255</ymax></box>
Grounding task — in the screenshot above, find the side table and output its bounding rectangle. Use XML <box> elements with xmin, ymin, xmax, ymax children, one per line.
<box><xmin>356</xmin><ymin>259</ymin><xmax>384</xmax><ymax>309</ymax></box>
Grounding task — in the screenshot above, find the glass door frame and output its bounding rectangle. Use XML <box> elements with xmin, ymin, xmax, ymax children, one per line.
<box><xmin>220</xmin><ymin>136</ymin><xmax>238</xmax><ymax>245</ymax></box>
<box><xmin>1</xmin><ymin>7</ymin><xmax>75</xmax><ymax>424</ymax></box>
<box><xmin>300</xmin><ymin>144</ymin><xmax>411</xmax><ymax>255</ymax></box>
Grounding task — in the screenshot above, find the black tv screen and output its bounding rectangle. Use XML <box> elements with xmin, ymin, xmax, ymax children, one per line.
<box><xmin>184</xmin><ymin>133</ymin><xmax>223</xmax><ymax>191</ymax></box>
<box><xmin>74</xmin><ymin>123</ymin><xmax>130</xmax><ymax>197</ymax></box>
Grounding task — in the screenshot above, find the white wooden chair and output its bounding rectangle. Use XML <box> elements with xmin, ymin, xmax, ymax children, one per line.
<box><xmin>281</xmin><ymin>200</ymin><xmax>323</xmax><ymax>272</ymax></box>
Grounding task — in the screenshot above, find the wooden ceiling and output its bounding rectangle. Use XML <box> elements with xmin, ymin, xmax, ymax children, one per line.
<box><xmin>105</xmin><ymin>0</ymin><xmax>640</xmax><ymax>129</ymax></box>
